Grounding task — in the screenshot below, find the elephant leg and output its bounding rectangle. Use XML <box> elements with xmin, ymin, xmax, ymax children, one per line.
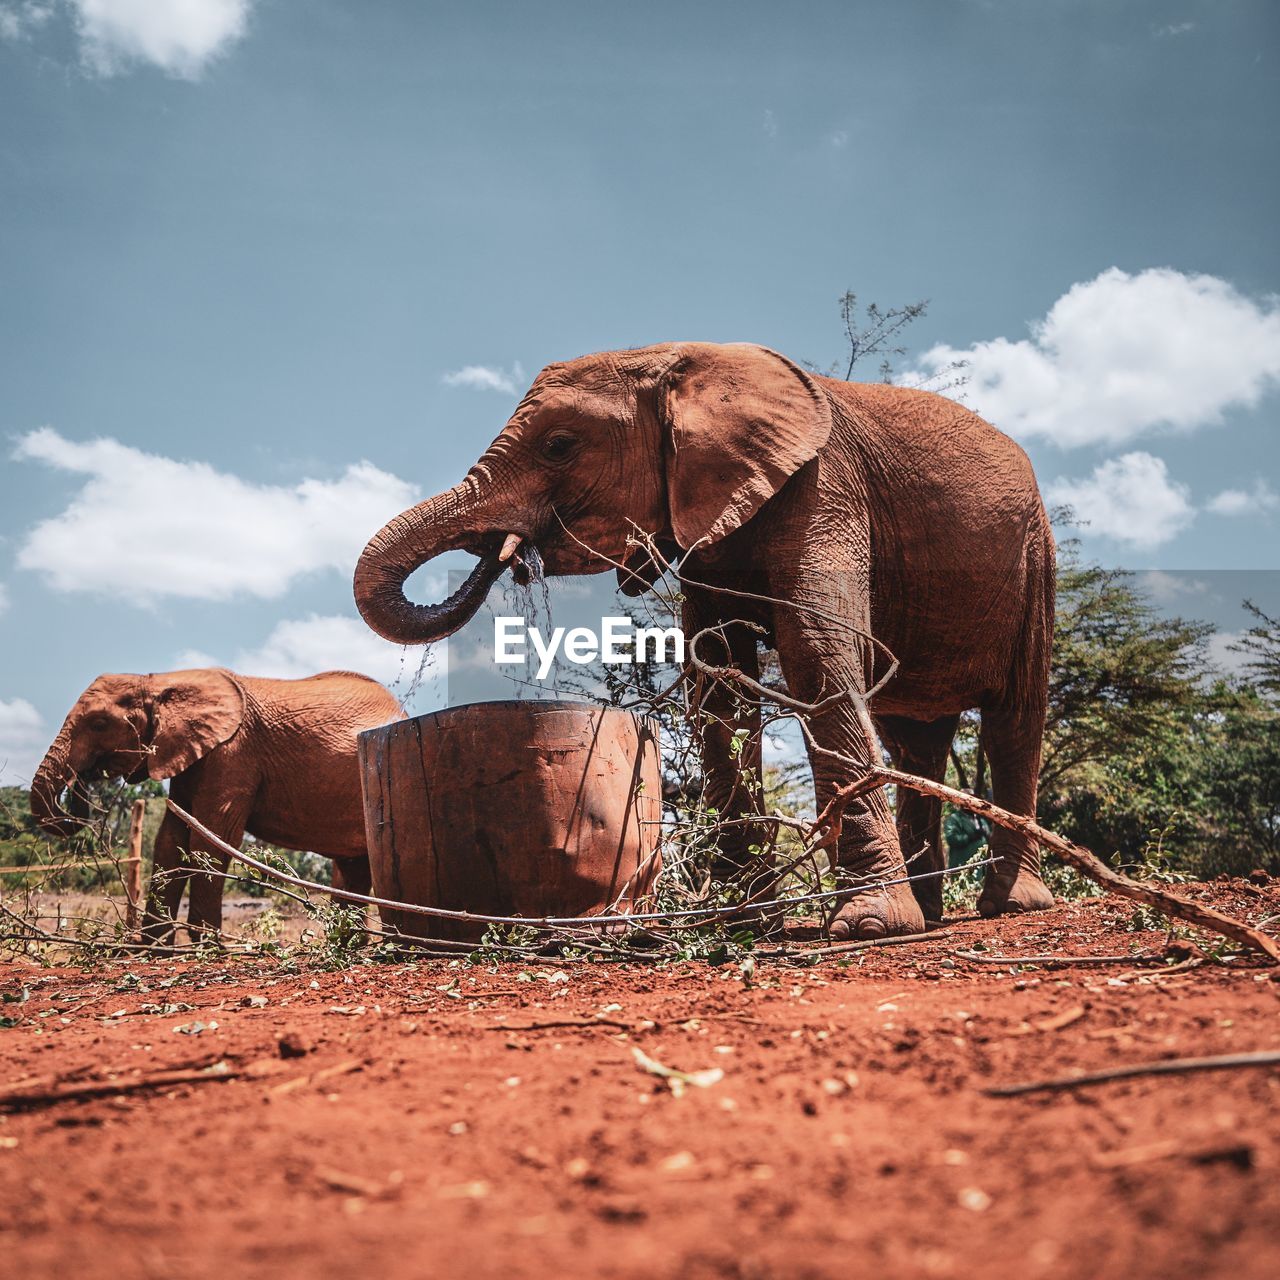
<box><xmin>331</xmin><ymin>855</ymin><xmax>373</xmax><ymax>897</ymax></box>
<box><xmin>684</xmin><ymin>595</ymin><xmax>766</xmax><ymax>883</ymax></box>
<box><xmin>153</xmin><ymin>769</ymin><xmax>251</xmax><ymax>942</ymax></box>
<box><xmin>976</xmin><ymin>699</ymin><xmax>1055</xmax><ymax>917</ymax></box>
<box><xmin>183</xmin><ymin>831</ymin><xmax>239</xmax><ymax>940</ymax></box>
<box><xmin>141</xmin><ymin>809</ymin><xmax>194</xmax><ymax>945</ymax></box>
<box><xmin>329</xmin><ymin>856</ymin><xmax>373</xmax><ymax>937</ymax></box>
<box><xmin>878</xmin><ymin>714</ymin><xmax>959</xmax><ymax>924</ymax></box>
<box><xmin>773</xmin><ymin>613</ymin><xmax>925</xmax><ymax>940</ymax></box>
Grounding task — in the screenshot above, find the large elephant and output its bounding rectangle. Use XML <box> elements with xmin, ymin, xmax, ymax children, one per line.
<box><xmin>352</xmin><ymin>343</ymin><xmax>1056</xmax><ymax>939</ymax></box>
<box><xmin>31</xmin><ymin>668</ymin><xmax>404</xmax><ymax>941</ymax></box>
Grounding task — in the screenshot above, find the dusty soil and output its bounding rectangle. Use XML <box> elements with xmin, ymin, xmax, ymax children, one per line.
<box><xmin>2</xmin><ymin>882</ymin><xmax>1278</xmax><ymax>1280</ymax></box>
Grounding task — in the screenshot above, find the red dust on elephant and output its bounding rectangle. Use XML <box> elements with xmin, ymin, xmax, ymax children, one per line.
<box><xmin>353</xmin><ymin>343</ymin><xmax>1056</xmax><ymax>940</ymax></box>
<box><xmin>31</xmin><ymin>668</ymin><xmax>405</xmax><ymax>941</ymax></box>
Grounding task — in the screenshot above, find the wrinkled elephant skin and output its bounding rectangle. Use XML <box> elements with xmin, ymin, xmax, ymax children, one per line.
<box><xmin>31</xmin><ymin>668</ymin><xmax>405</xmax><ymax>942</ymax></box>
<box><xmin>353</xmin><ymin>343</ymin><xmax>1056</xmax><ymax>938</ymax></box>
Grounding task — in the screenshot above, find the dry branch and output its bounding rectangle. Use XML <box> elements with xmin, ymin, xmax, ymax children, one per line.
<box><xmin>267</xmin><ymin>1059</ymin><xmax>364</xmax><ymax>1098</ymax></box>
<box><xmin>1091</xmin><ymin>1139</ymin><xmax>1255</xmax><ymax>1171</ymax></box>
<box><xmin>684</xmin><ymin>618</ymin><xmax>1280</xmax><ymax>962</ymax></box>
<box><xmin>986</xmin><ymin>1049</ymin><xmax>1280</xmax><ymax>1097</ymax></box>
<box><xmin>955</xmin><ymin>950</ymin><xmax>1165</xmax><ymax>968</ymax></box>
<box><xmin>164</xmin><ymin>800</ymin><xmax>982</xmax><ymax>933</ymax></box>
<box><xmin>856</xmin><ymin>766</ymin><xmax>1280</xmax><ymax>964</ymax></box>
<box><xmin>485</xmin><ymin>1018</ymin><xmax>634</xmax><ymax>1032</ymax></box>
<box><xmin>0</xmin><ymin>1064</ymin><xmax>241</xmax><ymax>1111</ymax></box>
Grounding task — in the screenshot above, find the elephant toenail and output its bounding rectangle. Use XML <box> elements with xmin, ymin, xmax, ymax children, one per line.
<box><xmin>856</xmin><ymin>917</ymin><xmax>887</xmax><ymax>940</ymax></box>
<box><xmin>830</xmin><ymin>918</ymin><xmax>851</xmax><ymax>941</ymax></box>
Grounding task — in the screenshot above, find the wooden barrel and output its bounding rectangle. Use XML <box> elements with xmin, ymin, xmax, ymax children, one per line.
<box><xmin>357</xmin><ymin>701</ymin><xmax>662</xmax><ymax>943</ymax></box>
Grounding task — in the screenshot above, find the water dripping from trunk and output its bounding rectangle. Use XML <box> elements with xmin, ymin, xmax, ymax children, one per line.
<box><xmin>495</xmin><ymin>543</ymin><xmax>555</xmax><ymax>698</ymax></box>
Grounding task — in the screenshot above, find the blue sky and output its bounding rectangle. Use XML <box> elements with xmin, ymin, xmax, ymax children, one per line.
<box><xmin>2</xmin><ymin>0</ymin><xmax>1278</xmax><ymax>783</ymax></box>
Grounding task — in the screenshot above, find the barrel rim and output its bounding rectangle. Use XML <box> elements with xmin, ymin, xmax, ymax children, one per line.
<box><xmin>357</xmin><ymin>698</ymin><xmax>659</xmax><ymax>743</ymax></box>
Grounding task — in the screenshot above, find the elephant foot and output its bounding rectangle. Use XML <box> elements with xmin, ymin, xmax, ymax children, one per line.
<box><xmin>978</xmin><ymin>866</ymin><xmax>1055</xmax><ymax>917</ymax></box>
<box><xmin>830</xmin><ymin>880</ymin><xmax>926</xmax><ymax>941</ymax></box>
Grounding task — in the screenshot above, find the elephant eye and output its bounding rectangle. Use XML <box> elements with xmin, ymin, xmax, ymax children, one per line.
<box><xmin>85</xmin><ymin>713</ymin><xmax>113</xmax><ymax>731</ymax></box>
<box><xmin>541</xmin><ymin>432</ymin><xmax>578</xmax><ymax>462</ymax></box>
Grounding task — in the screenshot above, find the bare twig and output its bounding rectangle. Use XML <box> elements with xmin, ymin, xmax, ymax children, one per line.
<box><xmin>268</xmin><ymin>1059</ymin><xmax>364</xmax><ymax>1098</ymax></box>
<box><xmin>485</xmin><ymin>1018</ymin><xmax>634</xmax><ymax>1032</ymax></box>
<box><xmin>864</xmin><ymin>766</ymin><xmax>1280</xmax><ymax>964</ymax></box>
<box><xmin>986</xmin><ymin>1049</ymin><xmax>1280</xmax><ymax>1097</ymax></box>
<box><xmin>0</xmin><ymin>1064</ymin><xmax>242</xmax><ymax>1111</ymax></box>
<box><xmin>165</xmin><ymin>799</ymin><xmax>992</xmax><ymax>933</ymax></box>
<box><xmin>955</xmin><ymin>950</ymin><xmax>1166</xmax><ymax>968</ymax></box>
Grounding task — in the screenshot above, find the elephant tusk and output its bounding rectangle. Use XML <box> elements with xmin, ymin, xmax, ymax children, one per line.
<box><xmin>498</xmin><ymin>532</ymin><xmax>523</xmax><ymax>563</ymax></box>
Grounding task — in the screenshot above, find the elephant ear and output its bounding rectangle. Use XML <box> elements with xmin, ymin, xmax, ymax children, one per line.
<box><xmin>146</xmin><ymin>670</ymin><xmax>245</xmax><ymax>780</ymax></box>
<box><xmin>662</xmin><ymin>343</ymin><xmax>832</xmax><ymax>551</ymax></box>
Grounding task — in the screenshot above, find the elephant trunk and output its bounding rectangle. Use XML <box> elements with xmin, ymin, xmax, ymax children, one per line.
<box><xmin>353</xmin><ymin>481</ymin><xmax>511</xmax><ymax>646</ymax></box>
<box><xmin>30</xmin><ymin>724</ymin><xmax>83</xmax><ymax>840</ymax></box>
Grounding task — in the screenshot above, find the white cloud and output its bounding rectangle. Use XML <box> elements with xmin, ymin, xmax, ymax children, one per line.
<box><xmin>1136</xmin><ymin>570</ymin><xmax>1211</xmax><ymax>607</ymax></box>
<box><xmin>0</xmin><ymin>583</ymin><xmax>9</xmax><ymax>618</ymax></box>
<box><xmin>0</xmin><ymin>697</ymin><xmax>46</xmax><ymax>787</ymax></box>
<box><xmin>13</xmin><ymin>427</ymin><xmax>419</xmax><ymax>604</ymax></box>
<box><xmin>2</xmin><ymin>2</ymin><xmax>248</xmax><ymax>76</ymax></box>
<box><xmin>911</xmin><ymin>268</ymin><xmax>1280</xmax><ymax>448</ymax></box>
<box><xmin>442</xmin><ymin>363</ymin><xmax>525</xmax><ymax>395</ymax></box>
<box><xmin>72</xmin><ymin>0</ymin><xmax>250</xmax><ymax>79</ymax></box>
<box><xmin>1155</xmin><ymin>22</ymin><xmax>1196</xmax><ymax>38</ymax></box>
<box><xmin>178</xmin><ymin>613</ymin><xmax>436</xmax><ymax>691</ymax></box>
<box><xmin>1047</xmin><ymin>451</ymin><xmax>1195</xmax><ymax>550</ymax></box>
<box><xmin>0</xmin><ymin>2</ymin><xmax>53</xmax><ymax>41</ymax></box>
<box><xmin>829</xmin><ymin>130</ymin><xmax>849</xmax><ymax>149</ymax></box>
<box><xmin>1205</xmin><ymin>479</ymin><xmax>1279</xmax><ymax>517</ymax></box>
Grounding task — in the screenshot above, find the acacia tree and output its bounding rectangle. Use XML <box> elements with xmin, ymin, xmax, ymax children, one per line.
<box><xmin>1039</xmin><ymin>543</ymin><xmax>1212</xmax><ymax>799</ymax></box>
<box><xmin>802</xmin><ymin>289</ymin><xmax>967</xmax><ymax>392</ymax></box>
<box><xmin>1201</xmin><ymin>685</ymin><xmax>1280</xmax><ymax>870</ymax></box>
<box><xmin>944</xmin><ymin>536</ymin><xmax>1215</xmax><ymax>868</ymax></box>
<box><xmin>1235</xmin><ymin>601</ymin><xmax>1280</xmax><ymax>699</ymax></box>
<box><xmin>1199</xmin><ymin>604</ymin><xmax>1280</xmax><ymax>870</ymax></box>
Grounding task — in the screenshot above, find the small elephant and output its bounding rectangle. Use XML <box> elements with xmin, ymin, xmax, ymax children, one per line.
<box><xmin>352</xmin><ymin>342</ymin><xmax>1056</xmax><ymax>940</ymax></box>
<box><xmin>31</xmin><ymin>668</ymin><xmax>405</xmax><ymax>941</ymax></box>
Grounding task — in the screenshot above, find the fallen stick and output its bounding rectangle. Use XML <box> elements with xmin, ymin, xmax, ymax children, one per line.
<box><xmin>985</xmin><ymin>1049</ymin><xmax>1280</xmax><ymax>1097</ymax></box>
<box><xmin>268</xmin><ymin>1058</ymin><xmax>364</xmax><ymax>1098</ymax></box>
<box><xmin>1004</xmin><ymin>1005</ymin><xmax>1087</xmax><ymax>1037</ymax></box>
<box><xmin>842</xmin><ymin>767</ymin><xmax>1280</xmax><ymax>964</ymax></box>
<box><xmin>955</xmin><ymin>950</ymin><xmax>1164</xmax><ymax>968</ymax></box>
<box><xmin>314</xmin><ymin>1165</ymin><xmax>397</xmax><ymax>1198</ymax></box>
<box><xmin>1112</xmin><ymin>958</ymin><xmax>1206</xmax><ymax>982</ymax></box>
<box><xmin>1091</xmin><ymin>1139</ymin><xmax>1254</xmax><ymax>1171</ymax></box>
<box><xmin>0</xmin><ymin>1064</ymin><xmax>240</xmax><ymax>1110</ymax></box>
<box><xmin>761</xmin><ymin>928</ymin><xmax>960</xmax><ymax>961</ymax></box>
<box><xmin>164</xmin><ymin>800</ymin><xmax>992</xmax><ymax>934</ymax></box>
<box><xmin>485</xmin><ymin>1018</ymin><xmax>634</xmax><ymax>1032</ymax></box>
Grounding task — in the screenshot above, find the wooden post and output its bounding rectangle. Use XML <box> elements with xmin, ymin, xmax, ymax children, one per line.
<box><xmin>125</xmin><ymin>798</ymin><xmax>145</xmax><ymax>930</ymax></box>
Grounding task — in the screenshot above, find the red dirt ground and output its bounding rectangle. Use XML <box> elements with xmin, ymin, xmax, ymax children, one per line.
<box><xmin>2</xmin><ymin>882</ymin><xmax>1278</xmax><ymax>1280</ymax></box>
